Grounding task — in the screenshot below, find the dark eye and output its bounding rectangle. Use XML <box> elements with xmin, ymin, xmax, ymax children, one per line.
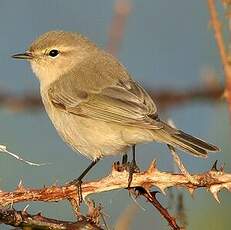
<box><xmin>49</xmin><ymin>49</ymin><xmax>59</xmax><ymax>57</ymax></box>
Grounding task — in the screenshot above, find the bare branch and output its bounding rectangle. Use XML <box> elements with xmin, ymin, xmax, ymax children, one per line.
<box><xmin>0</xmin><ymin>144</ymin><xmax>47</xmax><ymax>166</ymax></box>
<box><xmin>0</xmin><ymin>161</ymin><xmax>230</xmax><ymax>208</ymax></box>
<box><xmin>107</xmin><ymin>0</ymin><xmax>132</xmax><ymax>56</ymax></box>
<box><xmin>147</xmin><ymin>83</ymin><xmax>223</xmax><ymax>110</ymax></box>
<box><xmin>207</xmin><ymin>0</ymin><xmax>231</xmax><ymax>114</ymax></box>
<box><xmin>141</xmin><ymin>190</ymin><xmax>183</xmax><ymax>230</ymax></box>
<box><xmin>0</xmin><ymin>83</ymin><xmax>223</xmax><ymax>112</ymax></box>
<box><xmin>0</xmin><ymin>209</ymin><xmax>102</xmax><ymax>230</ymax></box>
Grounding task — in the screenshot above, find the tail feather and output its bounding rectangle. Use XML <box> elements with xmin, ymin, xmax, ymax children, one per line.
<box><xmin>175</xmin><ymin>130</ymin><xmax>219</xmax><ymax>152</ymax></box>
<box><xmin>155</xmin><ymin>121</ymin><xmax>220</xmax><ymax>157</ymax></box>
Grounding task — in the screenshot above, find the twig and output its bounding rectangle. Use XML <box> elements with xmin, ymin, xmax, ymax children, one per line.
<box><xmin>0</xmin><ymin>161</ymin><xmax>230</xmax><ymax>208</ymax></box>
<box><xmin>142</xmin><ymin>190</ymin><xmax>182</xmax><ymax>230</ymax></box>
<box><xmin>0</xmin><ymin>209</ymin><xmax>102</xmax><ymax>230</ymax></box>
<box><xmin>0</xmin><ymin>84</ymin><xmax>223</xmax><ymax>112</ymax></box>
<box><xmin>167</xmin><ymin>144</ymin><xmax>198</xmax><ymax>186</ymax></box>
<box><xmin>147</xmin><ymin>83</ymin><xmax>223</xmax><ymax>110</ymax></box>
<box><xmin>0</xmin><ymin>160</ymin><xmax>230</xmax><ymax>229</ymax></box>
<box><xmin>0</xmin><ymin>144</ymin><xmax>47</xmax><ymax>166</ymax></box>
<box><xmin>207</xmin><ymin>0</ymin><xmax>231</xmax><ymax>114</ymax></box>
<box><xmin>107</xmin><ymin>0</ymin><xmax>132</xmax><ymax>56</ymax></box>
<box><xmin>166</xmin><ymin>121</ymin><xmax>199</xmax><ymax>185</ymax></box>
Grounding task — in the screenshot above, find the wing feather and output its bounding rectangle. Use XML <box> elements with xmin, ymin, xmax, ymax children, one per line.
<box><xmin>48</xmin><ymin>53</ymin><xmax>162</xmax><ymax>129</ymax></box>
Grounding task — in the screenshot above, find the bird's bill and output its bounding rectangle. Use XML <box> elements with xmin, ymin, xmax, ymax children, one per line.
<box><xmin>11</xmin><ymin>52</ymin><xmax>33</xmax><ymax>60</ymax></box>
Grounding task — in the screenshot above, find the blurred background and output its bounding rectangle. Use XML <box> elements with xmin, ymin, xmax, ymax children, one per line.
<box><xmin>0</xmin><ymin>0</ymin><xmax>229</xmax><ymax>229</ymax></box>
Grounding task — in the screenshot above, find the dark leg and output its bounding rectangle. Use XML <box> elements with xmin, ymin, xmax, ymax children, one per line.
<box><xmin>68</xmin><ymin>158</ymin><xmax>100</xmax><ymax>203</ymax></box>
<box><xmin>128</xmin><ymin>145</ymin><xmax>140</xmax><ymax>188</ymax></box>
<box><xmin>122</xmin><ymin>153</ymin><xmax>128</xmax><ymax>165</ymax></box>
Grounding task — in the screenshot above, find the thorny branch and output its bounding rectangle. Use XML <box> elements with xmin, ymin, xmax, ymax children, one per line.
<box><xmin>0</xmin><ymin>1</ymin><xmax>229</xmax><ymax>229</ymax></box>
<box><xmin>0</xmin><ymin>160</ymin><xmax>230</xmax><ymax>229</ymax></box>
<box><xmin>0</xmin><ymin>208</ymin><xmax>102</xmax><ymax>230</ymax></box>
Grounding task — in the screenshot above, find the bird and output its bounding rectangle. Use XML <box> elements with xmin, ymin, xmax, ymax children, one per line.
<box><xmin>12</xmin><ymin>31</ymin><xmax>219</xmax><ymax>199</ymax></box>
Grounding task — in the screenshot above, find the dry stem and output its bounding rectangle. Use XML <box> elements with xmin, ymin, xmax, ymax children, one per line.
<box><xmin>107</xmin><ymin>0</ymin><xmax>131</xmax><ymax>56</ymax></box>
<box><xmin>208</xmin><ymin>0</ymin><xmax>231</xmax><ymax>113</ymax></box>
<box><xmin>0</xmin><ymin>161</ymin><xmax>229</xmax><ymax>208</ymax></box>
<box><xmin>0</xmin><ymin>83</ymin><xmax>223</xmax><ymax>112</ymax></box>
<box><xmin>142</xmin><ymin>191</ymin><xmax>182</xmax><ymax>230</ymax></box>
<box><xmin>0</xmin><ymin>160</ymin><xmax>230</xmax><ymax>230</ymax></box>
<box><xmin>0</xmin><ymin>209</ymin><xmax>102</xmax><ymax>230</ymax></box>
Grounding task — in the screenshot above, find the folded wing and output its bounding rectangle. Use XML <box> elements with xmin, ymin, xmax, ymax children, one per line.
<box><xmin>48</xmin><ymin>53</ymin><xmax>162</xmax><ymax>129</ymax></box>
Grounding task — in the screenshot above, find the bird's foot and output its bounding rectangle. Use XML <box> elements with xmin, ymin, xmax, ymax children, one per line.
<box><xmin>66</xmin><ymin>158</ymin><xmax>100</xmax><ymax>205</ymax></box>
<box><xmin>115</xmin><ymin>154</ymin><xmax>140</xmax><ymax>189</ymax></box>
<box><xmin>67</xmin><ymin>179</ymin><xmax>83</xmax><ymax>204</ymax></box>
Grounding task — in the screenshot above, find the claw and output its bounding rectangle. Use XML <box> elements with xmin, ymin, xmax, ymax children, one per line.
<box><xmin>128</xmin><ymin>160</ymin><xmax>140</xmax><ymax>189</ymax></box>
<box><xmin>68</xmin><ymin>179</ymin><xmax>83</xmax><ymax>204</ymax></box>
<box><xmin>211</xmin><ymin>160</ymin><xmax>219</xmax><ymax>172</ymax></box>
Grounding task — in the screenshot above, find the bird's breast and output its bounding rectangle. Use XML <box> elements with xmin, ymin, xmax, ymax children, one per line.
<box><xmin>40</xmin><ymin>88</ymin><xmax>154</xmax><ymax>159</ymax></box>
<box><xmin>40</xmin><ymin>88</ymin><xmax>130</xmax><ymax>159</ymax></box>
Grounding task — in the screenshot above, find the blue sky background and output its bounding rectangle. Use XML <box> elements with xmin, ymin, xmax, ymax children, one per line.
<box><xmin>0</xmin><ymin>1</ymin><xmax>230</xmax><ymax>229</ymax></box>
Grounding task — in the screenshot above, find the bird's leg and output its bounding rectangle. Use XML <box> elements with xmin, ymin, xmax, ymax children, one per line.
<box><xmin>67</xmin><ymin>158</ymin><xmax>100</xmax><ymax>204</ymax></box>
<box><xmin>122</xmin><ymin>153</ymin><xmax>128</xmax><ymax>165</ymax></box>
<box><xmin>128</xmin><ymin>145</ymin><xmax>140</xmax><ymax>188</ymax></box>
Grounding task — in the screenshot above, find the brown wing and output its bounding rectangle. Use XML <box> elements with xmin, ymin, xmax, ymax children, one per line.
<box><xmin>48</xmin><ymin>52</ymin><xmax>162</xmax><ymax>129</ymax></box>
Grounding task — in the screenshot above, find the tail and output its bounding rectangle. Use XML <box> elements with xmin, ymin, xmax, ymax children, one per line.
<box><xmin>154</xmin><ymin>121</ymin><xmax>220</xmax><ymax>157</ymax></box>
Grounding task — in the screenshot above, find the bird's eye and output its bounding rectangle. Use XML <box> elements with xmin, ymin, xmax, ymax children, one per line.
<box><xmin>48</xmin><ymin>49</ymin><xmax>59</xmax><ymax>57</ymax></box>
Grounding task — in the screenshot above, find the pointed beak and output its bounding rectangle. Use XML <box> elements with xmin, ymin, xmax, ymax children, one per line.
<box><xmin>11</xmin><ymin>52</ymin><xmax>33</xmax><ymax>60</ymax></box>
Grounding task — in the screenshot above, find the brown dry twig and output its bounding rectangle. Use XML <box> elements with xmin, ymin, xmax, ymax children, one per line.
<box><xmin>141</xmin><ymin>190</ymin><xmax>182</xmax><ymax>230</ymax></box>
<box><xmin>0</xmin><ymin>83</ymin><xmax>223</xmax><ymax>112</ymax></box>
<box><xmin>208</xmin><ymin>0</ymin><xmax>231</xmax><ymax>114</ymax></box>
<box><xmin>147</xmin><ymin>83</ymin><xmax>223</xmax><ymax>110</ymax></box>
<box><xmin>107</xmin><ymin>0</ymin><xmax>132</xmax><ymax>56</ymax></box>
<box><xmin>0</xmin><ymin>91</ymin><xmax>42</xmax><ymax>111</ymax></box>
<box><xmin>0</xmin><ymin>208</ymin><xmax>102</xmax><ymax>230</ymax></box>
<box><xmin>0</xmin><ymin>160</ymin><xmax>230</xmax><ymax>229</ymax></box>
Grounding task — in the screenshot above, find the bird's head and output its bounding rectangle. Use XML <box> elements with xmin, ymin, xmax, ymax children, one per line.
<box><xmin>12</xmin><ymin>31</ymin><xmax>97</xmax><ymax>86</ymax></box>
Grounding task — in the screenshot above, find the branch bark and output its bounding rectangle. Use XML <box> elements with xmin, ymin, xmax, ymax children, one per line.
<box><xmin>0</xmin><ymin>209</ymin><xmax>102</xmax><ymax>230</ymax></box>
<box><xmin>0</xmin><ymin>160</ymin><xmax>229</xmax><ymax>230</ymax></box>
<box><xmin>0</xmin><ymin>161</ymin><xmax>229</xmax><ymax>209</ymax></box>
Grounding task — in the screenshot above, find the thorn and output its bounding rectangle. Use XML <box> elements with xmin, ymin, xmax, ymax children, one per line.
<box><xmin>51</xmin><ymin>180</ymin><xmax>58</xmax><ymax>187</ymax></box>
<box><xmin>157</xmin><ymin>184</ymin><xmax>166</xmax><ymax>195</ymax></box>
<box><xmin>188</xmin><ymin>187</ymin><xmax>195</xmax><ymax>197</ymax></box>
<box><xmin>22</xmin><ymin>204</ymin><xmax>29</xmax><ymax>212</ymax></box>
<box><xmin>210</xmin><ymin>185</ymin><xmax>221</xmax><ymax>203</ymax></box>
<box><xmin>17</xmin><ymin>179</ymin><xmax>23</xmax><ymax>187</ymax></box>
<box><xmin>211</xmin><ymin>160</ymin><xmax>219</xmax><ymax>171</ymax></box>
<box><xmin>147</xmin><ymin>159</ymin><xmax>157</xmax><ymax>174</ymax></box>
<box><xmin>212</xmin><ymin>192</ymin><xmax>220</xmax><ymax>203</ymax></box>
<box><xmin>17</xmin><ymin>179</ymin><xmax>26</xmax><ymax>192</ymax></box>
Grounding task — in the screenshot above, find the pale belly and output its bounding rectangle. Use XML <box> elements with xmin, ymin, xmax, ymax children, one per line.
<box><xmin>41</xmin><ymin>92</ymin><xmax>154</xmax><ymax>160</ymax></box>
